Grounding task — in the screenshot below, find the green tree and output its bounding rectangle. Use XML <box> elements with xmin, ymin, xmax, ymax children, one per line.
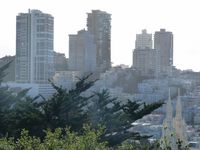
<box><xmin>0</xmin><ymin>60</ymin><xmax>19</xmax><ymax>137</ymax></box>
<box><xmin>0</xmin><ymin>61</ymin><xmax>46</xmax><ymax>138</ymax></box>
<box><xmin>0</xmin><ymin>61</ymin><xmax>164</xmax><ymax>148</ymax></box>
<box><xmin>0</xmin><ymin>125</ymin><xmax>110</xmax><ymax>150</ymax></box>
<box><xmin>88</xmin><ymin>89</ymin><xmax>164</xmax><ymax>146</ymax></box>
<box><xmin>88</xmin><ymin>89</ymin><xmax>120</xmax><ymax>129</ymax></box>
<box><xmin>40</xmin><ymin>74</ymin><xmax>96</xmax><ymax>131</ymax></box>
<box><xmin>2</xmin><ymin>94</ymin><xmax>44</xmax><ymax>138</ymax></box>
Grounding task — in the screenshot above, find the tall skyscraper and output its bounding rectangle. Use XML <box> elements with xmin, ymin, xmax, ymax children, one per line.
<box><xmin>15</xmin><ymin>9</ymin><xmax>54</xmax><ymax>83</ymax></box>
<box><xmin>87</xmin><ymin>10</ymin><xmax>111</xmax><ymax>72</ymax></box>
<box><xmin>154</xmin><ymin>29</ymin><xmax>173</xmax><ymax>75</ymax></box>
<box><xmin>133</xmin><ymin>30</ymin><xmax>157</xmax><ymax>76</ymax></box>
<box><xmin>69</xmin><ymin>29</ymin><xmax>96</xmax><ymax>72</ymax></box>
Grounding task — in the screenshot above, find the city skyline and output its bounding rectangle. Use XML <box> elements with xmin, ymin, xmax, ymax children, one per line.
<box><xmin>0</xmin><ymin>0</ymin><xmax>200</xmax><ymax>71</ymax></box>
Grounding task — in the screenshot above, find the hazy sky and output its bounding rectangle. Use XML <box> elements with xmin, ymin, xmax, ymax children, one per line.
<box><xmin>0</xmin><ymin>0</ymin><xmax>200</xmax><ymax>71</ymax></box>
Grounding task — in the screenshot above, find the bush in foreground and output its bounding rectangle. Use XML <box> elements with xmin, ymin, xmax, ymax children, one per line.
<box><xmin>0</xmin><ymin>125</ymin><xmax>190</xmax><ymax>150</ymax></box>
<box><xmin>0</xmin><ymin>125</ymin><xmax>108</xmax><ymax>150</ymax></box>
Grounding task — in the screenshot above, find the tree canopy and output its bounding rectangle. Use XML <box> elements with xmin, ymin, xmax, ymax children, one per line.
<box><xmin>0</xmin><ymin>62</ymin><xmax>164</xmax><ymax>148</ymax></box>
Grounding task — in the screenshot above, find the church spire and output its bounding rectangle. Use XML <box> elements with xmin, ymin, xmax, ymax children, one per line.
<box><xmin>173</xmin><ymin>88</ymin><xmax>188</xmax><ymax>146</ymax></box>
<box><xmin>162</xmin><ymin>88</ymin><xmax>188</xmax><ymax>149</ymax></box>
<box><xmin>166</xmin><ymin>88</ymin><xmax>173</xmax><ymax>121</ymax></box>
<box><xmin>162</xmin><ymin>88</ymin><xmax>176</xmax><ymax>149</ymax></box>
<box><xmin>175</xmin><ymin>88</ymin><xmax>182</xmax><ymax>118</ymax></box>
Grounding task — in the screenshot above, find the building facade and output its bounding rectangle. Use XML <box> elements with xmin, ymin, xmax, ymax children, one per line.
<box><xmin>54</xmin><ymin>52</ymin><xmax>68</xmax><ymax>71</ymax></box>
<box><xmin>15</xmin><ymin>9</ymin><xmax>54</xmax><ymax>83</ymax></box>
<box><xmin>135</xmin><ymin>29</ymin><xmax>152</xmax><ymax>49</ymax></box>
<box><xmin>87</xmin><ymin>10</ymin><xmax>111</xmax><ymax>72</ymax></box>
<box><xmin>53</xmin><ymin>71</ymin><xmax>81</xmax><ymax>90</ymax></box>
<box><xmin>69</xmin><ymin>29</ymin><xmax>97</xmax><ymax>72</ymax></box>
<box><xmin>133</xmin><ymin>48</ymin><xmax>157</xmax><ymax>76</ymax></box>
<box><xmin>154</xmin><ymin>29</ymin><xmax>173</xmax><ymax>76</ymax></box>
<box><xmin>133</xmin><ymin>30</ymin><xmax>157</xmax><ymax>76</ymax></box>
<box><xmin>0</xmin><ymin>55</ymin><xmax>15</xmax><ymax>82</ymax></box>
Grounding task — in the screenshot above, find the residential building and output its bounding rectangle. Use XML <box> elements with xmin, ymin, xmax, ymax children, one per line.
<box><xmin>154</xmin><ymin>29</ymin><xmax>173</xmax><ymax>76</ymax></box>
<box><xmin>133</xmin><ymin>48</ymin><xmax>157</xmax><ymax>76</ymax></box>
<box><xmin>135</xmin><ymin>29</ymin><xmax>152</xmax><ymax>49</ymax></box>
<box><xmin>87</xmin><ymin>10</ymin><xmax>111</xmax><ymax>72</ymax></box>
<box><xmin>69</xmin><ymin>29</ymin><xmax>96</xmax><ymax>73</ymax></box>
<box><xmin>53</xmin><ymin>71</ymin><xmax>81</xmax><ymax>90</ymax></box>
<box><xmin>133</xmin><ymin>30</ymin><xmax>157</xmax><ymax>76</ymax></box>
<box><xmin>1</xmin><ymin>82</ymin><xmax>55</xmax><ymax>99</ymax></box>
<box><xmin>0</xmin><ymin>55</ymin><xmax>15</xmax><ymax>82</ymax></box>
<box><xmin>15</xmin><ymin>9</ymin><xmax>54</xmax><ymax>83</ymax></box>
<box><xmin>54</xmin><ymin>52</ymin><xmax>68</xmax><ymax>71</ymax></box>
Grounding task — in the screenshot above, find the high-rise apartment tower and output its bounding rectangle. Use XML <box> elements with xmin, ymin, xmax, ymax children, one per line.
<box><xmin>154</xmin><ymin>29</ymin><xmax>173</xmax><ymax>75</ymax></box>
<box><xmin>69</xmin><ymin>29</ymin><xmax>97</xmax><ymax>72</ymax></box>
<box><xmin>135</xmin><ymin>29</ymin><xmax>152</xmax><ymax>49</ymax></box>
<box><xmin>87</xmin><ymin>10</ymin><xmax>111</xmax><ymax>72</ymax></box>
<box><xmin>133</xmin><ymin>30</ymin><xmax>157</xmax><ymax>76</ymax></box>
<box><xmin>15</xmin><ymin>9</ymin><xmax>54</xmax><ymax>83</ymax></box>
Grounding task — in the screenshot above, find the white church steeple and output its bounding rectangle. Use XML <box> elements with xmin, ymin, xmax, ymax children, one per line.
<box><xmin>173</xmin><ymin>88</ymin><xmax>188</xmax><ymax>146</ymax></box>
<box><xmin>162</xmin><ymin>88</ymin><xmax>188</xmax><ymax>149</ymax></box>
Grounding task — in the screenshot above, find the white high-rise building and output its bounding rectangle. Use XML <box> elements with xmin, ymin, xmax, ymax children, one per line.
<box><xmin>69</xmin><ymin>29</ymin><xmax>97</xmax><ymax>72</ymax></box>
<box><xmin>135</xmin><ymin>29</ymin><xmax>152</xmax><ymax>49</ymax></box>
<box><xmin>15</xmin><ymin>9</ymin><xmax>54</xmax><ymax>83</ymax></box>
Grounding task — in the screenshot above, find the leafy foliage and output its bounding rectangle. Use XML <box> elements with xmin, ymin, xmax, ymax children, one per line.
<box><xmin>0</xmin><ymin>126</ymin><xmax>190</xmax><ymax>150</ymax></box>
<box><xmin>0</xmin><ymin>125</ymin><xmax>110</xmax><ymax>150</ymax></box>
